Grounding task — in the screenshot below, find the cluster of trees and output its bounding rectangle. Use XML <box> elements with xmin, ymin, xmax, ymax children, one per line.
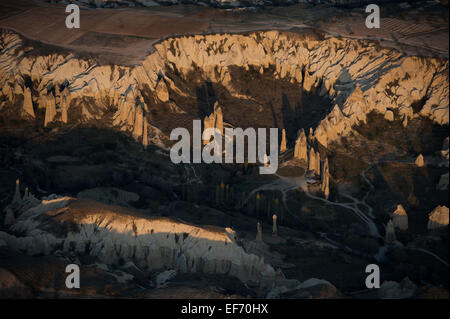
<box><xmin>180</xmin><ymin>181</ymin><xmax>237</xmax><ymax>207</ymax></box>
<box><xmin>243</xmin><ymin>191</ymin><xmax>285</xmax><ymax>225</ymax></box>
<box><xmin>215</xmin><ymin>181</ymin><xmax>236</xmax><ymax>207</ymax></box>
<box><xmin>179</xmin><ymin>180</ymin><xmax>286</xmax><ymax>226</ymax></box>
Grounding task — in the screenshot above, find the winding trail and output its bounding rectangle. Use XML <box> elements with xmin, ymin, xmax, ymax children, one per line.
<box><xmin>238</xmin><ymin>173</ymin><xmax>306</xmax><ymax>210</ymax></box>
<box><xmin>301</xmin><ymin>176</ymin><xmax>380</xmax><ymax>238</ymax></box>
<box><xmin>240</xmin><ymin>164</ymin><xmax>380</xmax><ymax>238</ymax></box>
<box><xmin>238</xmin><ymin>162</ymin><xmax>448</xmax><ymax>267</ymax></box>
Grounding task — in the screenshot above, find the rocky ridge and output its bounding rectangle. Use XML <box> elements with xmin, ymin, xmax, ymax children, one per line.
<box><xmin>0</xmin><ymin>29</ymin><xmax>448</xmax><ymax>152</ymax></box>
<box><xmin>0</xmin><ymin>180</ymin><xmax>301</xmax><ymax>296</ymax></box>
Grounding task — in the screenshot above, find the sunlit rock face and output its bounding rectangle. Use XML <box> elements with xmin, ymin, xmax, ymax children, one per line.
<box><xmin>415</xmin><ymin>154</ymin><xmax>425</xmax><ymax>167</ymax></box>
<box><xmin>0</xmin><ymin>29</ymin><xmax>448</xmax><ymax>150</ymax></box>
<box><xmin>427</xmin><ymin>205</ymin><xmax>449</xmax><ymax>230</ymax></box>
<box><xmin>392</xmin><ymin>204</ymin><xmax>408</xmax><ymax>231</ymax></box>
<box><xmin>294</xmin><ymin>129</ymin><xmax>308</xmax><ymax>163</ymax></box>
<box><xmin>0</xmin><ymin>195</ymin><xmax>298</xmax><ymax>295</ymax></box>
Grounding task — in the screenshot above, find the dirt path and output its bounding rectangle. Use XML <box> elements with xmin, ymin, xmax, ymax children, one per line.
<box><xmin>238</xmin><ymin>173</ymin><xmax>306</xmax><ymax>210</ymax></box>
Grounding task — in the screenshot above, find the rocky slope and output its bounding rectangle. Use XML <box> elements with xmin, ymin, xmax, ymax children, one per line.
<box><xmin>0</xmin><ymin>186</ymin><xmax>302</xmax><ymax>296</ymax></box>
<box><xmin>0</xmin><ymin>28</ymin><xmax>448</xmax><ymax>152</ymax></box>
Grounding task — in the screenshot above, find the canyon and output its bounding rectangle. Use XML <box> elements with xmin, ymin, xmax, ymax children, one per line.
<box><xmin>0</xmin><ymin>0</ymin><xmax>448</xmax><ymax>299</ymax></box>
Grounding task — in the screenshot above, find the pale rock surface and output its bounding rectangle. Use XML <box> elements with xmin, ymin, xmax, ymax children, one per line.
<box><xmin>0</xmin><ymin>29</ymin><xmax>447</xmax><ymax>149</ymax></box>
<box><xmin>143</xmin><ymin>120</ymin><xmax>149</xmax><ymax>148</ymax></box>
<box><xmin>156</xmin><ymin>270</ymin><xmax>176</xmax><ymax>287</ymax></box>
<box><xmin>203</xmin><ymin>102</ymin><xmax>224</xmax><ymax>144</ymax></box>
<box><xmin>402</xmin><ymin>116</ymin><xmax>408</xmax><ymax>128</ymax></box>
<box><xmin>384</xmin><ymin>110</ymin><xmax>394</xmax><ymax>121</ymax></box>
<box><xmin>415</xmin><ymin>154</ymin><xmax>425</xmax><ymax>167</ymax></box>
<box><xmin>60</xmin><ymin>88</ymin><xmax>70</xmax><ymax>124</ymax></box>
<box><xmin>1</xmin><ymin>195</ymin><xmax>290</xmax><ymax>293</ymax></box>
<box><xmin>427</xmin><ymin>205</ymin><xmax>449</xmax><ymax>230</ymax></box>
<box><xmin>378</xmin><ymin>277</ymin><xmax>416</xmax><ymax>299</ymax></box>
<box><xmin>155</xmin><ymin>79</ymin><xmax>169</xmax><ymax>102</ymax></box>
<box><xmin>214</xmin><ymin>102</ymin><xmax>224</xmax><ymax>135</ymax></box>
<box><xmin>315</xmin><ymin>150</ymin><xmax>321</xmax><ymax>176</ymax></box>
<box><xmin>272</xmin><ymin>214</ymin><xmax>277</xmax><ymax>236</ymax></box>
<box><xmin>280</xmin><ymin>129</ymin><xmax>287</xmax><ymax>153</ymax></box>
<box><xmin>308</xmin><ymin>148</ymin><xmax>317</xmax><ymax>173</ymax></box>
<box><xmin>294</xmin><ymin>129</ymin><xmax>308</xmax><ymax>163</ymax></box>
<box><xmin>43</xmin><ymin>94</ymin><xmax>57</xmax><ymax>127</ymax></box>
<box><xmin>321</xmin><ymin>157</ymin><xmax>330</xmax><ymax>199</ymax></box>
<box><xmin>22</xmin><ymin>87</ymin><xmax>35</xmax><ymax>118</ymax></box>
<box><xmin>392</xmin><ymin>204</ymin><xmax>408</xmax><ymax>230</ymax></box>
<box><xmin>132</xmin><ymin>105</ymin><xmax>144</xmax><ymax>140</ymax></box>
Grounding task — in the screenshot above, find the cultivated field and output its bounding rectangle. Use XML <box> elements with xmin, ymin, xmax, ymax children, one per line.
<box><xmin>0</xmin><ymin>0</ymin><xmax>448</xmax><ymax>65</ymax></box>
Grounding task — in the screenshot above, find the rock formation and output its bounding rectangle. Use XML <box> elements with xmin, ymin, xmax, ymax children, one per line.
<box><xmin>263</xmin><ymin>154</ymin><xmax>269</xmax><ymax>167</ymax></box>
<box><xmin>12</xmin><ymin>179</ymin><xmax>21</xmax><ymax>204</ymax></box>
<box><xmin>203</xmin><ymin>102</ymin><xmax>223</xmax><ymax>145</ymax></box>
<box><xmin>427</xmin><ymin>205</ymin><xmax>449</xmax><ymax>230</ymax></box>
<box><xmin>308</xmin><ymin>148</ymin><xmax>317</xmax><ymax>174</ymax></box>
<box><xmin>272</xmin><ymin>214</ymin><xmax>277</xmax><ymax>236</ymax></box>
<box><xmin>415</xmin><ymin>154</ymin><xmax>425</xmax><ymax>167</ymax></box>
<box><xmin>385</xmin><ymin>220</ymin><xmax>396</xmax><ymax>244</ymax></box>
<box><xmin>308</xmin><ymin>148</ymin><xmax>321</xmax><ymax>176</ymax></box>
<box><xmin>112</xmin><ymin>90</ymin><xmax>150</xmax><ymax>146</ymax></box>
<box><xmin>315</xmin><ymin>150</ymin><xmax>321</xmax><ymax>176</ymax></box>
<box><xmin>0</xmin><ymin>195</ymin><xmax>290</xmax><ymax>292</ymax></box>
<box><xmin>155</xmin><ymin>79</ymin><xmax>169</xmax><ymax>102</ymax></box>
<box><xmin>22</xmin><ymin>87</ymin><xmax>35</xmax><ymax>118</ymax></box>
<box><xmin>43</xmin><ymin>94</ymin><xmax>57</xmax><ymax>127</ymax></box>
<box><xmin>392</xmin><ymin>204</ymin><xmax>408</xmax><ymax>230</ymax></box>
<box><xmin>384</xmin><ymin>110</ymin><xmax>394</xmax><ymax>121</ymax></box>
<box><xmin>294</xmin><ymin>129</ymin><xmax>308</xmax><ymax>164</ymax></box>
<box><xmin>308</xmin><ymin>128</ymin><xmax>314</xmax><ymax>144</ymax></box>
<box><xmin>0</xmin><ymin>29</ymin><xmax>447</xmax><ymax>150</ymax></box>
<box><xmin>143</xmin><ymin>120</ymin><xmax>149</xmax><ymax>148</ymax></box>
<box><xmin>60</xmin><ymin>87</ymin><xmax>71</xmax><ymax>124</ymax></box>
<box><xmin>280</xmin><ymin>129</ymin><xmax>287</xmax><ymax>153</ymax></box>
<box><xmin>256</xmin><ymin>221</ymin><xmax>263</xmax><ymax>242</ymax></box>
<box><xmin>156</xmin><ymin>270</ymin><xmax>176</xmax><ymax>287</ymax></box>
<box><xmin>132</xmin><ymin>105</ymin><xmax>144</xmax><ymax>140</ymax></box>
<box><xmin>321</xmin><ymin>157</ymin><xmax>330</xmax><ymax>199</ymax></box>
